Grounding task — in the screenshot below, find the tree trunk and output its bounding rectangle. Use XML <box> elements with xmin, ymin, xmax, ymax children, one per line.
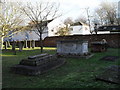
<box><xmin>0</xmin><ymin>37</ymin><xmax>4</xmax><ymax>50</ymax></box>
<box><xmin>7</xmin><ymin>41</ymin><xmax>11</xmax><ymax>47</ymax></box>
<box><xmin>40</xmin><ymin>33</ymin><xmax>43</xmax><ymax>53</ymax></box>
<box><xmin>5</xmin><ymin>41</ymin><xmax>7</xmax><ymax>50</ymax></box>
<box><xmin>12</xmin><ymin>41</ymin><xmax>16</xmax><ymax>51</ymax></box>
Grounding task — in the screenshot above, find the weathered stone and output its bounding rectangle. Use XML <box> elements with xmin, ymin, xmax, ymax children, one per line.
<box><xmin>56</xmin><ymin>40</ymin><xmax>93</xmax><ymax>59</ymax></box>
<box><xmin>11</xmin><ymin>54</ymin><xmax>66</xmax><ymax>75</ymax></box>
<box><xmin>95</xmin><ymin>65</ymin><xmax>120</xmax><ymax>84</ymax></box>
<box><xmin>57</xmin><ymin>40</ymin><xmax>88</xmax><ymax>55</ymax></box>
<box><xmin>91</xmin><ymin>41</ymin><xmax>107</xmax><ymax>52</ymax></box>
<box><xmin>28</xmin><ymin>53</ymin><xmax>48</xmax><ymax>59</ymax></box>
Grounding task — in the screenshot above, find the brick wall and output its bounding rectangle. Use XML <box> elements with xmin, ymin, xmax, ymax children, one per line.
<box><xmin>43</xmin><ymin>33</ymin><xmax>120</xmax><ymax>48</ymax></box>
<box><xmin>6</xmin><ymin>33</ymin><xmax>119</xmax><ymax>48</ymax></box>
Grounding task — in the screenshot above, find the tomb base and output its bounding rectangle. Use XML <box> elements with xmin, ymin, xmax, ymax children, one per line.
<box><xmin>57</xmin><ymin>53</ymin><xmax>94</xmax><ymax>59</ymax></box>
<box><xmin>11</xmin><ymin>54</ymin><xmax>66</xmax><ymax>75</ymax></box>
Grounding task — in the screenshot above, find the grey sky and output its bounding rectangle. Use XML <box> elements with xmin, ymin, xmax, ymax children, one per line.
<box><xmin>5</xmin><ymin>0</ymin><xmax>120</xmax><ymax>27</ymax></box>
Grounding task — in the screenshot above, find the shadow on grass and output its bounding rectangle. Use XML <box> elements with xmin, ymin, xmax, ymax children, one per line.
<box><xmin>2</xmin><ymin>47</ymin><xmax>56</xmax><ymax>57</ymax></box>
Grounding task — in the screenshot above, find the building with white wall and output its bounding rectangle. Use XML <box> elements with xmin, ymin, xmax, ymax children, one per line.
<box><xmin>4</xmin><ymin>20</ymin><xmax>51</xmax><ymax>41</ymax></box>
<box><xmin>48</xmin><ymin>22</ymin><xmax>91</xmax><ymax>36</ymax></box>
<box><xmin>48</xmin><ymin>23</ymin><xmax>66</xmax><ymax>36</ymax></box>
<box><xmin>69</xmin><ymin>22</ymin><xmax>90</xmax><ymax>35</ymax></box>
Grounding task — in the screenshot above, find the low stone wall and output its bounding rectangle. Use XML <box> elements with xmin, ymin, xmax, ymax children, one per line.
<box><xmin>43</xmin><ymin>33</ymin><xmax>120</xmax><ymax>48</ymax></box>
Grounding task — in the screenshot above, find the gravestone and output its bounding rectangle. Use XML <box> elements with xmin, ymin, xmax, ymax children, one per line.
<box><xmin>57</xmin><ymin>40</ymin><xmax>93</xmax><ymax>59</ymax></box>
<box><xmin>11</xmin><ymin>53</ymin><xmax>66</xmax><ymax>75</ymax></box>
<box><xmin>95</xmin><ymin>65</ymin><xmax>120</xmax><ymax>84</ymax></box>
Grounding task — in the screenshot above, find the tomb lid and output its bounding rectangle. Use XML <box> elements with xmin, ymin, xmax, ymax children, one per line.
<box><xmin>28</xmin><ymin>53</ymin><xmax>48</xmax><ymax>59</ymax></box>
<box><xmin>91</xmin><ymin>42</ymin><xmax>107</xmax><ymax>45</ymax></box>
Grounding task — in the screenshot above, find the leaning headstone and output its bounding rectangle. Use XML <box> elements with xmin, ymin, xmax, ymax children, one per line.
<box><xmin>18</xmin><ymin>41</ymin><xmax>24</xmax><ymax>51</ymax></box>
<box><xmin>11</xmin><ymin>53</ymin><xmax>66</xmax><ymax>75</ymax></box>
<box><xmin>57</xmin><ymin>40</ymin><xmax>93</xmax><ymax>59</ymax></box>
<box><xmin>95</xmin><ymin>65</ymin><xmax>120</xmax><ymax>84</ymax></box>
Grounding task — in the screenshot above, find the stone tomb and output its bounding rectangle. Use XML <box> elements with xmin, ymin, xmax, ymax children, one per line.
<box><xmin>91</xmin><ymin>42</ymin><xmax>107</xmax><ymax>52</ymax></box>
<box><xmin>11</xmin><ymin>53</ymin><xmax>66</xmax><ymax>75</ymax></box>
<box><xmin>57</xmin><ymin>40</ymin><xmax>93</xmax><ymax>59</ymax></box>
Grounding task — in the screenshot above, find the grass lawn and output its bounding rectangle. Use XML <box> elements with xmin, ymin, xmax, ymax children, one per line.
<box><xmin>2</xmin><ymin>47</ymin><xmax>120</xmax><ymax>88</ymax></box>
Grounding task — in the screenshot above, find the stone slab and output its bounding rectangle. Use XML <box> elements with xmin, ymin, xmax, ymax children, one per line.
<box><xmin>28</xmin><ymin>53</ymin><xmax>48</xmax><ymax>59</ymax></box>
<box><xmin>100</xmin><ymin>56</ymin><xmax>119</xmax><ymax>62</ymax></box>
<box><xmin>95</xmin><ymin>65</ymin><xmax>120</xmax><ymax>84</ymax></box>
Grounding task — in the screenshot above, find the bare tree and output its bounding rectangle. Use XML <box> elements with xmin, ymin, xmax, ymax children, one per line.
<box><xmin>75</xmin><ymin>16</ymin><xmax>88</xmax><ymax>24</ymax></box>
<box><xmin>20</xmin><ymin>1</ymin><xmax>61</xmax><ymax>53</ymax></box>
<box><xmin>64</xmin><ymin>17</ymin><xmax>74</xmax><ymax>25</ymax></box>
<box><xmin>0</xmin><ymin>2</ymin><xmax>25</xmax><ymax>50</ymax></box>
<box><xmin>95</xmin><ymin>1</ymin><xmax>117</xmax><ymax>25</ymax></box>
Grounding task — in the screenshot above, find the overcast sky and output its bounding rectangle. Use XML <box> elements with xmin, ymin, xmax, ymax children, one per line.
<box><xmin>5</xmin><ymin>0</ymin><xmax>120</xmax><ymax>28</ymax></box>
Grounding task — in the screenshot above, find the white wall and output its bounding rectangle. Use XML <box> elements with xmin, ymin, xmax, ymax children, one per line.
<box><xmin>48</xmin><ymin>23</ymin><xmax>66</xmax><ymax>36</ymax></box>
<box><xmin>70</xmin><ymin>25</ymin><xmax>90</xmax><ymax>35</ymax></box>
<box><xmin>97</xmin><ymin>31</ymin><xmax>110</xmax><ymax>34</ymax></box>
<box><xmin>48</xmin><ymin>24</ymin><xmax>91</xmax><ymax>36</ymax></box>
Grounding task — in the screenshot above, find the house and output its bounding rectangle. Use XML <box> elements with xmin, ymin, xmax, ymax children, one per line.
<box><xmin>48</xmin><ymin>23</ymin><xmax>66</xmax><ymax>36</ymax></box>
<box><xmin>69</xmin><ymin>22</ymin><xmax>90</xmax><ymax>35</ymax></box>
<box><xmin>48</xmin><ymin>21</ymin><xmax>91</xmax><ymax>36</ymax></box>
<box><xmin>97</xmin><ymin>25</ymin><xmax>120</xmax><ymax>34</ymax></box>
<box><xmin>4</xmin><ymin>20</ymin><xmax>53</xmax><ymax>42</ymax></box>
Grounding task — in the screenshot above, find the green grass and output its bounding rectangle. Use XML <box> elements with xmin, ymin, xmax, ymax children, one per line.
<box><xmin>2</xmin><ymin>47</ymin><xmax>120</xmax><ymax>88</ymax></box>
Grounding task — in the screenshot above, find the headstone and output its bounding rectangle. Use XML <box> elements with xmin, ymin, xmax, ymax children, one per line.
<box><xmin>18</xmin><ymin>41</ymin><xmax>24</xmax><ymax>51</ymax></box>
<box><xmin>57</xmin><ymin>40</ymin><xmax>93</xmax><ymax>59</ymax></box>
